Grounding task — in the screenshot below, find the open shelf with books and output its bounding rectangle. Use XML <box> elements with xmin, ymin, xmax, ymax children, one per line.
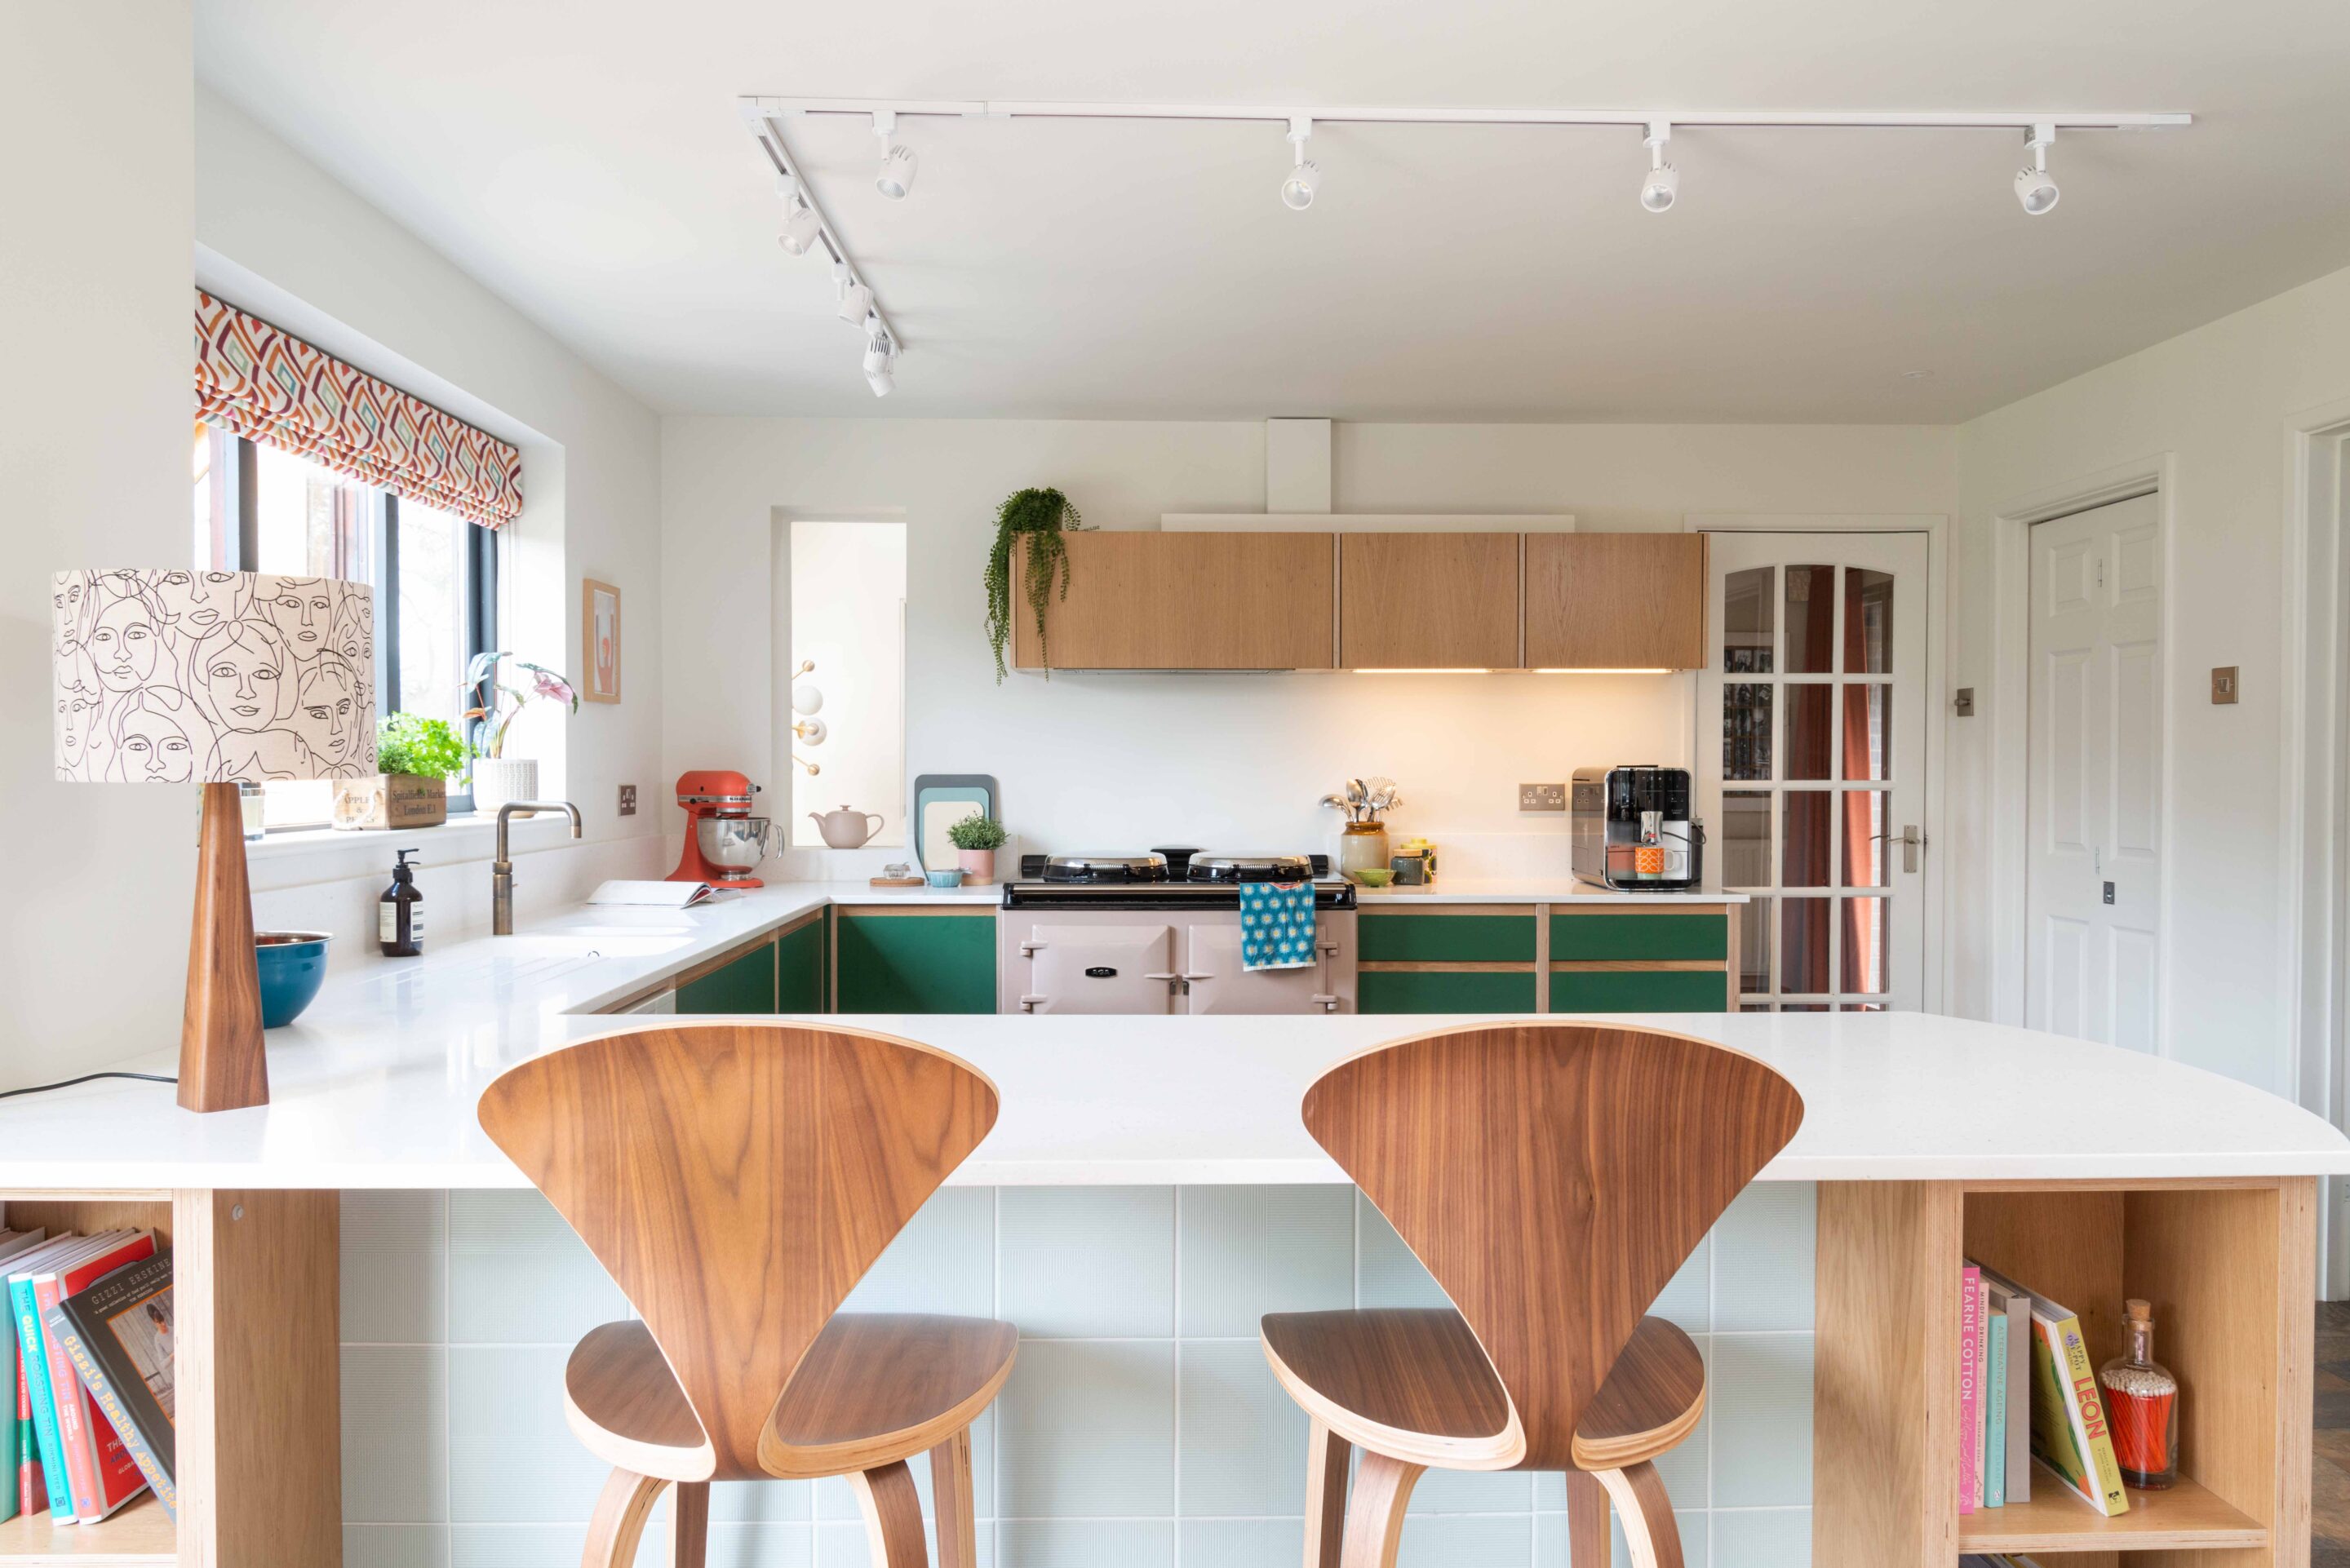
<box><xmin>1816</xmin><ymin>1176</ymin><xmax>2313</xmax><ymax>1567</ymax></box>
<box><xmin>0</xmin><ymin>1190</ymin><xmax>340</xmax><ymax>1568</ymax></box>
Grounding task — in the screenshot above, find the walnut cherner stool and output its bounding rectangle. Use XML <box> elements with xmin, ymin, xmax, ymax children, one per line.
<box><xmin>1261</xmin><ymin>1021</ymin><xmax>1804</xmax><ymax>1568</ymax></box>
<box><xmin>477</xmin><ymin>1021</ymin><xmax>1016</xmax><ymax>1568</ymax></box>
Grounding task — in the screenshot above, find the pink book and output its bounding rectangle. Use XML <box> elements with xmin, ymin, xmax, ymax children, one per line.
<box><xmin>1958</xmin><ymin>1264</ymin><xmax>1981</xmax><ymax>1514</ymax></box>
<box><xmin>34</xmin><ymin>1234</ymin><xmax>153</xmax><ymax>1522</ymax></box>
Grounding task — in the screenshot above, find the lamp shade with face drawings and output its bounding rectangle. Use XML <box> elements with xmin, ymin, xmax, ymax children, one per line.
<box><xmin>51</xmin><ymin>570</ymin><xmax>376</xmax><ymax>784</ymax></box>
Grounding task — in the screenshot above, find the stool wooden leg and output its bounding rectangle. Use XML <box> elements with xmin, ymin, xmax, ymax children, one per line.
<box><xmin>1563</xmin><ymin>1468</ymin><xmax>1611</xmax><ymax>1568</ymax></box>
<box><xmin>1593</xmin><ymin>1462</ymin><xmax>1684</xmax><ymax>1568</ymax></box>
<box><xmin>1302</xmin><ymin>1419</ymin><xmax>1351</xmax><ymax>1568</ymax></box>
<box><xmin>848</xmin><ymin>1459</ymin><xmax>929</xmax><ymax>1568</ymax></box>
<box><xmin>1337</xmin><ymin>1449</ymin><xmax>1425</xmax><ymax>1568</ymax></box>
<box><xmin>581</xmin><ymin>1467</ymin><xmax>666</xmax><ymax>1568</ymax></box>
<box><xmin>930</xmin><ymin>1426</ymin><xmax>979</xmax><ymax>1568</ymax></box>
<box><xmin>670</xmin><ymin>1480</ymin><xmax>709</xmax><ymax>1568</ymax></box>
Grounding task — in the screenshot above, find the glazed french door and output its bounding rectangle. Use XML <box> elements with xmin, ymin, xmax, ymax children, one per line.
<box><xmin>1697</xmin><ymin>532</ymin><xmax>1930</xmax><ymax>1011</ymax></box>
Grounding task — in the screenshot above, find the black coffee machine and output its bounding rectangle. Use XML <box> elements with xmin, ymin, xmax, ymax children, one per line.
<box><xmin>1570</xmin><ymin>766</ymin><xmax>1705</xmax><ymax>892</ymax></box>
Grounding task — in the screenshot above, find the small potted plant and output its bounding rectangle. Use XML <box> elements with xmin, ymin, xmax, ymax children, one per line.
<box><xmin>334</xmin><ymin>712</ymin><xmax>465</xmax><ymax>830</ymax></box>
<box><xmin>463</xmin><ymin>651</ymin><xmax>579</xmax><ymax>815</ymax></box>
<box><xmin>947</xmin><ymin>815</ymin><xmax>1009</xmax><ymax>883</ymax></box>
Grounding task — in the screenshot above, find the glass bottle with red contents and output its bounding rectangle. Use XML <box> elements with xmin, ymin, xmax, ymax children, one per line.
<box><xmin>2098</xmin><ymin>1297</ymin><xmax>2179</xmax><ymax>1489</ymax></box>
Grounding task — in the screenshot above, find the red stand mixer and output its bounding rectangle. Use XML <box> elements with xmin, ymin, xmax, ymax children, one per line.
<box><xmin>668</xmin><ymin>768</ymin><xmax>778</xmax><ymax>888</ymax></box>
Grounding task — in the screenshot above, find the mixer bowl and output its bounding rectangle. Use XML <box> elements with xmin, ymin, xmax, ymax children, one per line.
<box><xmin>697</xmin><ymin>815</ymin><xmax>775</xmax><ymax>870</ymax></box>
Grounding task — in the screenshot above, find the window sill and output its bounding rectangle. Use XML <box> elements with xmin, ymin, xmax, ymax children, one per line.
<box><xmin>244</xmin><ymin>810</ymin><xmax>587</xmax><ymax>891</ymax></box>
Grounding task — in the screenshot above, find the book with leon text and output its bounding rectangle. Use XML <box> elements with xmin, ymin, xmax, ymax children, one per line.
<box><xmin>55</xmin><ymin>1251</ymin><xmax>176</xmax><ymax>1520</ymax></box>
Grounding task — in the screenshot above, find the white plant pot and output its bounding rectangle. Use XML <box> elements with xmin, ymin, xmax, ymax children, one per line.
<box><xmin>471</xmin><ymin>757</ymin><xmax>539</xmax><ymax>817</ymax></box>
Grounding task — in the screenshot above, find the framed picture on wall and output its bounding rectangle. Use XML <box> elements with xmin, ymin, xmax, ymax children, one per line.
<box><xmin>583</xmin><ymin>578</ymin><xmax>621</xmax><ymax>703</ymax></box>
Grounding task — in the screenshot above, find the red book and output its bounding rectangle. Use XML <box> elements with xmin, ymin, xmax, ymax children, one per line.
<box><xmin>33</xmin><ymin>1234</ymin><xmax>153</xmax><ymax>1521</ymax></box>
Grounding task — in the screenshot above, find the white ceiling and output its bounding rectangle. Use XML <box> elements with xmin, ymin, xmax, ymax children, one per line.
<box><xmin>193</xmin><ymin>0</ymin><xmax>2350</xmax><ymax>423</ymax></box>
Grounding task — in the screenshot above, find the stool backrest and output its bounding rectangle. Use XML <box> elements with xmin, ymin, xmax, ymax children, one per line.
<box><xmin>1301</xmin><ymin>1021</ymin><xmax>1801</xmax><ymax>1469</ymax></box>
<box><xmin>477</xmin><ymin>1021</ymin><xmax>998</xmax><ymax>1477</ymax></box>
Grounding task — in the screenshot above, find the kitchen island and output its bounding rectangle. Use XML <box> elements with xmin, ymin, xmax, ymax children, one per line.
<box><xmin>0</xmin><ymin>888</ymin><xmax>2339</xmax><ymax>1568</ymax></box>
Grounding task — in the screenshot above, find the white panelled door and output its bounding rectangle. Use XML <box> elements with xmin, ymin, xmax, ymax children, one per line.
<box><xmin>1698</xmin><ymin>532</ymin><xmax>1930</xmax><ymax>1011</ymax></box>
<box><xmin>2026</xmin><ymin>494</ymin><xmax>2163</xmax><ymax>1050</ymax></box>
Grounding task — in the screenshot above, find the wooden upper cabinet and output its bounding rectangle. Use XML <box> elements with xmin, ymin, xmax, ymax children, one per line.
<box><xmin>1013</xmin><ymin>531</ymin><xmax>1335</xmax><ymax>671</ymax></box>
<box><xmin>1338</xmin><ymin>534</ymin><xmax>1520</xmax><ymax>670</ymax></box>
<box><xmin>1523</xmin><ymin>533</ymin><xmax>1708</xmax><ymax>670</ymax></box>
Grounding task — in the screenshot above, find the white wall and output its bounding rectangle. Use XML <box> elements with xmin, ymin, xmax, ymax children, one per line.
<box><xmin>662</xmin><ymin>419</ymin><xmax>1957</xmax><ymax>876</ymax></box>
<box><xmin>1948</xmin><ymin>260</ymin><xmax>2350</xmax><ymax>1097</ymax></box>
<box><xmin>0</xmin><ymin>2</ymin><xmax>198</xmax><ymax>1092</ymax></box>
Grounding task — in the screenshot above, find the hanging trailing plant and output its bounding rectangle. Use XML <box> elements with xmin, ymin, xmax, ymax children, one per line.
<box><xmin>985</xmin><ymin>486</ymin><xmax>1088</xmax><ymax>682</ymax></box>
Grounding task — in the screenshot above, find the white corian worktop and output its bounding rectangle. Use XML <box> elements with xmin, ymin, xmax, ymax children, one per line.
<box><xmin>1355</xmin><ymin>879</ymin><xmax>1749</xmax><ymax>904</ymax></box>
<box><xmin>1</xmin><ymin>883</ymin><xmax>2341</xmax><ymax>1191</ymax></box>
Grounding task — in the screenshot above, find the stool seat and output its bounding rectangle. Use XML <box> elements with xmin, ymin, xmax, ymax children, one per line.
<box><xmin>1261</xmin><ymin>1308</ymin><xmax>1703</xmax><ymax>1473</ymax></box>
<box><xmin>565</xmin><ymin>1313</ymin><xmax>1018</xmax><ymax>1485</ymax></box>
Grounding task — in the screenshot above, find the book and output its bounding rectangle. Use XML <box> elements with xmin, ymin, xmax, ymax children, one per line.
<box><xmin>14</xmin><ymin>1343</ymin><xmax>39</xmax><ymax>1525</ymax></box>
<box><xmin>37</xmin><ymin>1232</ymin><xmax>154</xmax><ymax>1521</ymax></box>
<box><xmin>7</xmin><ymin>1234</ymin><xmax>95</xmax><ymax>1520</ymax></box>
<box><xmin>2026</xmin><ymin>1292</ymin><xmax>2130</xmax><ymax>1516</ymax></box>
<box><xmin>1958</xmin><ymin>1262</ymin><xmax>1980</xmax><ymax>1513</ymax></box>
<box><xmin>1974</xmin><ymin>1273</ymin><xmax>1991</xmax><ymax>1506</ymax></box>
<box><xmin>55</xmin><ymin>1251</ymin><xmax>175</xmax><ymax>1520</ymax></box>
<box><xmin>1978</xmin><ymin>1269</ymin><xmax>2034</xmax><ymax>1503</ymax></box>
<box><xmin>1984</xmin><ymin>1304</ymin><xmax>2009</xmax><ymax>1507</ymax></box>
<box><xmin>588</xmin><ymin>879</ymin><xmax>716</xmax><ymax>908</ymax></box>
<box><xmin>23</xmin><ymin>1235</ymin><xmax>133</xmax><ymax>1524</ymax></box>
<box><xmin>0</xmin><ymin>1229</ymin><xmax>46</xmax><ymax>1524</ymax></box>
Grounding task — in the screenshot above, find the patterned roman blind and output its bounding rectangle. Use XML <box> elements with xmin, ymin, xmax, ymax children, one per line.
<box><xmin>193</xmin><ymin>290</ymin><xmax>523</xmax><ymax>529</ymax></box>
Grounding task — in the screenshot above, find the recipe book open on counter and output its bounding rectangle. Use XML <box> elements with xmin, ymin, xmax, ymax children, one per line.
<box><xmin>588</xmin><ymin>879</ymin><xmax>721</xmax><ymax>908</ymax></box>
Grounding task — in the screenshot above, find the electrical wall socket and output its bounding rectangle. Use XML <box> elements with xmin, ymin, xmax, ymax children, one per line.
<box><xmin>1519</xmin><ymin>782</ymin><xmax>1567</xmax><ymax>813</ymax></box>
<box><xmin>618</xmin><ymin>783</ymin><xmax>637</xmax><ymax>817</ymax></box>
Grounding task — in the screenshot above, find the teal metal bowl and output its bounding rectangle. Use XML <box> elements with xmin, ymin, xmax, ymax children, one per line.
<box><xmin>255</xmin><ymin>931</ymin><xmax>331</xmax><ymax>1028</ymax></box>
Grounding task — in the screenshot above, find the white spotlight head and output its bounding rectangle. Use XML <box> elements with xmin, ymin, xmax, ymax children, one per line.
<box><xmin>836</xmin><ymin>280</ymin><xmax>875</xmax><ymax>325</ymax></box>
<box><xmin>865</xmin><ymin>361</ymin><xmax>896</xmax><ymax>397</ymax></box>
<box><xmin>778</xmin><ymin>200</ymin><xmax>822</xmax><ymax>257</ymax></box>
<box><xmin>2015</xmin><ymin>124</ymin><xmax>2060</xmax><ymax>215</ymax></box>
<box><xmin>862</xmin><ymin>331</ymin><xmax>894</xmax><ymax>375</ymax></box>
<box><xmin>1640</xmin><ymin>122</ymin><xmax>1678</xmax><ymax>213</ymax></box>
<box><xmin>1280</xmin><ymin>115</ymin><xmax>1320</xmax><ymax>210</ymax></box>
<box><xmin>872</xmin><ymin>113</ymin><xmax>917</xmax><ymax>200</ymax></box>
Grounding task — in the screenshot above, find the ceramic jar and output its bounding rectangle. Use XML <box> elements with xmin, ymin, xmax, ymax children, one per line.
<box><xmin>1338</xmin><ymin>822</ymin><xmax>1390</xmax><ymax>880</ymax></box>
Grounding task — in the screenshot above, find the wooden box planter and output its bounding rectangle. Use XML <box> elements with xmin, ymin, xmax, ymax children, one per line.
<box><xmin>333</xmin><ymin>772</ymin><xmax>450</xmax><ymax>831</ymax></box>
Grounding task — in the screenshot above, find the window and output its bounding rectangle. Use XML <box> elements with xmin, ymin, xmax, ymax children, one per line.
<box><xmin>193</xmin><ymin>422</ymin><xmax>499</xmax><ymax>828</ymax></box>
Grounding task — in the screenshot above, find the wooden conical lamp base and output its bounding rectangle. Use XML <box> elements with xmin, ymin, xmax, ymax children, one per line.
<box><xmin>180</xmin><ymin>781</ymin><xmax>268</xmax><ymax>1113</ymax></box>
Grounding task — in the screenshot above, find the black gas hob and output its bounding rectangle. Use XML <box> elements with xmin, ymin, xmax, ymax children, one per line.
<box><xmin>1001</xmin><ymin>852</ymin><xmax>1356</xmax><ymax>910</ymax></box>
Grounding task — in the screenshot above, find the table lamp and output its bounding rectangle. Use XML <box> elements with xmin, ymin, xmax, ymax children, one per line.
<box><xmin>51</xmin><ymin>569</ymin><xmax>376</xmax><ymax>1113</ymax></box>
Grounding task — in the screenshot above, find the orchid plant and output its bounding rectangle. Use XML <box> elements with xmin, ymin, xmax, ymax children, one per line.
<box><xmin>462</xmin><ymin>650</ymin><xmax>579</xmax><ymax>761</ymax></box>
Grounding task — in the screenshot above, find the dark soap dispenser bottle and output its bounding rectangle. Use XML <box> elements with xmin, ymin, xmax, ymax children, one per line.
<box><xmin>379</xmin><ymin>848</ymin><xmax>424</xmax><ymax>957</ymax></box>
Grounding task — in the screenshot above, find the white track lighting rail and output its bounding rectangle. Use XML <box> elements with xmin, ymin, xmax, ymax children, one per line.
<box><xmin>742</xmin><ymin>104</ymin><xmax>902</xmax><ymax>354</ymax></box>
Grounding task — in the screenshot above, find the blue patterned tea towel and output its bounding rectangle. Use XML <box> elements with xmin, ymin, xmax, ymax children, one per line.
<box><xmin>1238</xmin><ymin>879</ymin><xmax>1317</xmax><ymax>971</ymax></box>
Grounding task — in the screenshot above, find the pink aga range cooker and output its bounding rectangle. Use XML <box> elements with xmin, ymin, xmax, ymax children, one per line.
<box><xmin>996</xmin><ymin>851</ymin><xmax>1357</xmax><ymax>1014</ymax></box>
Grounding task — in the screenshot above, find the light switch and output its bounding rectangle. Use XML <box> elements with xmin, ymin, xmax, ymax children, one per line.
<box><xmin>2211</xmin><ymin>667</ymin><xmax>2239</xmax><ymax>705</ymax></box>
<box><xmin>1953</xmin><ymin>687</ymin><xmax>1975</xmax><ymax>717</ymax></box>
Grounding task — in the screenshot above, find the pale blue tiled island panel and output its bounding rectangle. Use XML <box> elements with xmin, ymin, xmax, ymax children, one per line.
<box><xmin>339</xmin><ymin>1183</ymin><xmax>1816</xmax><ymax>1568</ymax></box>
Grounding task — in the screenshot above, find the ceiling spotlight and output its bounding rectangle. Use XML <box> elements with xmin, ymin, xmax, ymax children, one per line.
<box><xmin>836</xmin><ymin>278</ymin><xmax>875</xmax><ymax>326</ymax></box>
<box><xmin>865</xmin><ymin>360</ymin><xmax>896</xmax><ymax>397</ymax></box>
<box><xmin>778</xmin><ymin>196</ymin><xmax>822</xmax><ymax>257</ymax></box>
<box><xmin>874</xmin><ymin>110</ymin><xmax>917</xmax><ymax>200</ymax></box>
<box><xmin>2015</xmin><ymin>122</ymin><xmax>2060</xmax><ymax>215</ymax></box>
<box><xmin>1640</xmin><ymin>122</ymin><xmax>1678</xmax><ymax>213</ymax></box>
<box><xmin>862</xmin><ymin>330</ymin><xmax>894</xmax><ymax>376</ymax></box>
<box><xmin>1280</xmin><ymin>116</ymin><xmax>1321</xmax><ymax>210</ymax></box>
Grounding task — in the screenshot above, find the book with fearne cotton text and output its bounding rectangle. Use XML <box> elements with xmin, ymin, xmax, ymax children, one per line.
<box><xmin>1958</xmin><ymin>1263</ymin><xmax>1980</xmax><ymax>1513</ymax></box>
<box><xmin>37</xmin><ymin>1232</ymin><xmax>156</xmax><ymax>1521</ymax></box>
<box><xmin>2026</xmin><ymin>1292</ymin><xmax>2129</xmax><ymax>1516</ymax></box>
<box><xmin>55</xmin><ymin>1251</ymin><xmax>175</xmax><ymax>1520</ymax></box>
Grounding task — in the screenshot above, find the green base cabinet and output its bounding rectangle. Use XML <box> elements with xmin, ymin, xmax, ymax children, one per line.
<box><xmin>1358</xmin><ymin>968</ymin><xmax>1540</xmax><ymax>1014</ymax></box>
<box><xmin>1549</xmin><ymin>913</ymin><xmax>1727</xmax><ymax>962</ymax></box>
<box><xmin>836</xmin><ymin>910</ymin><xmax>997</xmax><ymax>1014</ymax></box>
<box><xmin>1548</xmin><ymin>968</ymin><xmax>1730</xmax><ymax>1013</ymax></box>
<box><xmin>778</xmin><ymin>916</ymin><xmax>826</xmax><ymax>1012</ymax></box>
<box><xmin>675</xmin><ymin>937</ymin><xmax>777</xmax><ymax>1014</ymax></box>
<box><xmin>1358</xmin><ymin>913</ymin><xmax>1537</xmax><ymax>963</ymax></box>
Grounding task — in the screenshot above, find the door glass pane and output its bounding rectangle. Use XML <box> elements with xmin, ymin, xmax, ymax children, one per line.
<box><xmin>1841</xmin><ymin>684</ymin><xmax>1891</xmax><ymax>781</ymax></box>
<box><xmin>1781</xmin><ymin>897</ymin><xmax>1830</xmax><ymax>992</ymax></box>
<box><xmin>1723</xmin><ymin>684</ymin><xmax>1773</xmax><ymax>780</ymax></box>
<box><xmin>1723</xmin><ymin>791</ymin><xmax>1771</xmax><ymax>886</ymax></box>
<box><xmin>1785</xmin><ymin>684</ymin><xmax>1832</xmax><ymax>779</ymax></box>
<box><xmin>1739</xmin><ymin>896</ymin><xmax>1771</xmax><ymax>996</ymax></box>
<box><xmin>1784</xmin><ymin>565</ymin><xmax>1835</xmax><ymax>673</ymax></box>
<box><xmin>1843</xmin><ymin>567</ymin><xmax>1894</xmax><ymax>674</ymax></box>
<box><xmin>1725</xmin><ymin>566</ymin><xmax>1774</xmax><ymax>673</ymax></box>
<box><xmin>1841</xmin><ymin>897</ymin><xmax>1891</xmax><ymax>994</ymax></box>
<box><xmin>1843</xmin><ymin>791</ymin><xmax>1890</xmax><ymax>887</ymax></box>
<box><xmin>1782</xmin><ymin>793</ymin><xmax>1832</xmax><ymax>886</ymax></box>
<box><xmin>1781</xmin><ymin>1003</ymin><xmax>1830</xmax><ymax>1012</ymax></box>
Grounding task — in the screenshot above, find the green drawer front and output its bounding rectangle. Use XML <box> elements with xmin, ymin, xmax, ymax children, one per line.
<box><xmin>676</xmin><ymin>941</ymin><xmax>775</xmax><ymax>1014</ymax></box>
<box><xmin>1359</xmin><ymin>968</ymin><xmax>1540</xmax><ymax>1014</ymax></box>
<box><xmin>1548</xmin><ymin>968</ymin><xmax>1728</xmax><ymax>1013</ymax></box>
<box><xmin>1548</xmin><ymin>914</ymin><xmax>1727</xmax><ymax>963</ymax></box>
<box><xmin>777</xmin><ymin>919</ymin><xmax>826</xmax><ymax>1012</ymax></box>
<box><xmin>836</xmin><ymin>913</ymin><xmax>997</xmax><ymax>1014</ymax></box>
<box><xmin>1358</xmin><ymin>913</ymin><xmax>1537</xmax><ymax>963</ymax></box>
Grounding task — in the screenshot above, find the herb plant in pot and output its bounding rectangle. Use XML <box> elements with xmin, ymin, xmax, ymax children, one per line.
<box><xmin>463</xmin><ymin>652</ymin><xmax>579</xmax><ymax>815</ymax></box>
<box><xmin>334</xmin><ymin>712</ymin><xmax>465</xmax><ymax>830</ymax></box>
<box><xmin>948</xmin><ymin>815</ymin><xmax>1009</xmax><ymax>883</ymax></box>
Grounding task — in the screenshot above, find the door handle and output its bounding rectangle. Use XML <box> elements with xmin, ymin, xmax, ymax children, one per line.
<box><xmin>1312</xmin><ymin>994</ymin><xmax>1339</xmax><ymax>1011</ymax></box>
<box><xmin>1018</xmin><ymin>941</ymin><xmax>1045</xmax><ymax>957</ymax></box>
<box><xmin>1181</xmin><ymin>972</ymin><xmax>1214</xmax><ymax>981</ymax></box>
<box><xmin>1142</xmin><ymin>972</ymin><xmax>1180</xmax><ymax>982</ymax></box>
<box><xmin>1872</xmin><ymin>826</ymin><xmax>1927</xmax><ymax>874</ymax></box>
<box><xmin>1018</xmin><ymin>994</ymin><xmax>1046</xmax><ymax>1012</ymax></box>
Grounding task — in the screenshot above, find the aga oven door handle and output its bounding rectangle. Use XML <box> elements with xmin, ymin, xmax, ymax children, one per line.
<box><xmin>1018</xmin><ymin>994</ymin><xmax>1048</xmax><ymax>1012</ymax></box>
<box><xmin>1142</xmin><ymin>972</ymin><xmax>1181</xmax><ymax>982</ymax></box>
<box><xmin>1180</xmin><ymin>972</ymin><xmax>1214</xmax><ymax>982</ymax></box>
<box><xmin>1311</xmin><ymin>994</ymin><xmax>1339</xmax><ymax>1012</ymax></box>
<box><xmin>1019</xmin><ymin>941</ymin><xmax>1046</xmax><ymax>958</ymax></box>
